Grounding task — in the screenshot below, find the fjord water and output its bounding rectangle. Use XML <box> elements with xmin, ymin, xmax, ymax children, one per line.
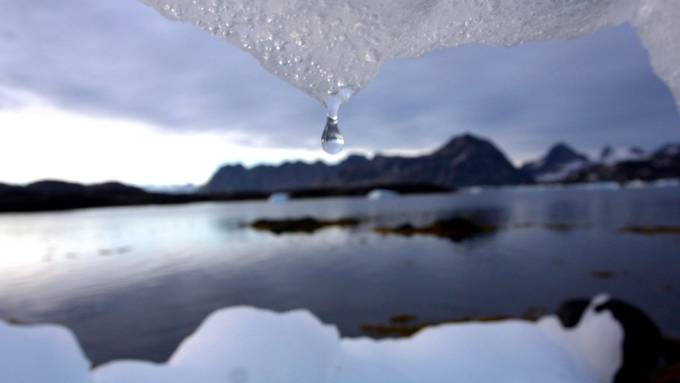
<box><xmin>0</xmin><ymin>186</ymin><xmax>679</xmax><ymax>364</ymax></box>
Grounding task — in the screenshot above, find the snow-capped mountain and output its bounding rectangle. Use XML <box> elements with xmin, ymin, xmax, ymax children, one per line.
<box><xmin>523</xmin><ymin>143</ymin><xmax>680</xmax><ymax>184</ymax></box>
<box><xmin>520</xmin><ymin>143</ymin><xmax>590</xmax><ymax>183</ymax></box>
<box><xmin>561</xmin><ymin>143</ymin><xmax>680</xmax><ymax>184</ymax></box>
<box><xmin>598</xmin><ymin>146</ymin><xmax>648</xmax><ymax>165</ymax></box>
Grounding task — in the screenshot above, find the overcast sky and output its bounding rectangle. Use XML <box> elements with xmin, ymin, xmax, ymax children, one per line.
<box><xmin>1</xmin><ymin>0</ymin><xmax>679</xmax><ymax>185</ymax></box>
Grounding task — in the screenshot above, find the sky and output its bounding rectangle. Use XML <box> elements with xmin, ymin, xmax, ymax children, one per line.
<box><xmin>0</xmin><ymin>0</ymin><xmax>679</xmax><ymax>186</ymax></box>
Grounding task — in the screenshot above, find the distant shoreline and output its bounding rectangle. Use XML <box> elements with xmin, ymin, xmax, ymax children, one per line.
<box><xmin>2</xmin><ymin>178</ymin><xmax>679</xmax><ymax>214</ymax></box>
<box><xmin>0</xmin><ymin>180</ymin><xmax>451</xmax><ymax>214</ymax></box>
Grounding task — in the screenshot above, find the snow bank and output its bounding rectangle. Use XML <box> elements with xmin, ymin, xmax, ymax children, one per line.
<box><xmin>137</xmin><ymin>0</ymin><xmax>680</xmax><ymax>109</ymax></box>
<box><xmin>1</xmin><ymin>296</ymin><xmax>625</xmax><ymax>383</ymax></box>
<box><xmin>0</xmin><ymin>321</ymin><xmax>92</xmax><ymax>383</ymax></box>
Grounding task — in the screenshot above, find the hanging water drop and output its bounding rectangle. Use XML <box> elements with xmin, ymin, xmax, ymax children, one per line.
<box><xmin>320</xmin><ymin>86</ymin><xmax>353</xmax><ymax>154</ymax></box>
<box><xmin>321</xmin><ymin>116</ymin><xmax>344</xmax><ymax>154</ymax></box>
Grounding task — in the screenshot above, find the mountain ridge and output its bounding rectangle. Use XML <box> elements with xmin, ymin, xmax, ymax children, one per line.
<box><xmin>520</xmin><ymin>143</ymin><xmax>590</xmax><ymax>183</ymax></box>
<box><xmin>206</xmin><ymin>133</ymin><xmax>532</xmax><ymax>193</ymax></box>
<box><xmin>1</xmin><ymin>136</ymin><xmax>679</xmax><ymax>213</ymax></box>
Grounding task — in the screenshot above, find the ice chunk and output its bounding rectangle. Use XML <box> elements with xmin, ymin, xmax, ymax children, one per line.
<box><xmin>93</xmin><ymin>307</ymin><xmax>342</xmax><ymax>383</ymax></box>
<box><xmin>92</xmin><ymin>300</ymin><xmax>622</xmax><ymax>383</ymax></box>
<box><xmin>1</xmin><ymin>298</ymin><xmax>624</xmax><ymax>383</ymax></box>
<box><xmin>366</xmin><ymin>189</ymin><xmax>398</xmax><ymax>200</ymax></box>
<box><xmin>137</xmin><ymin>0</ymin><xmax>679</xmax><ymax>110</ymax></box>
<box><xmin>0</xmin><ymin>320</ymin><xmax>93</xmax><ymax>383</ymax></box>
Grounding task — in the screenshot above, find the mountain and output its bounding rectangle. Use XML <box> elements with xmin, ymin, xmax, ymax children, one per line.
<box><xmin>520</xmin><ymin>143</ymin><xmax>590</xmax><ymax>182</ymax></box>
<box><xmin>205</xmin><ymin>134</ymin><xmax>532</xmax><ymax>193</ymax></box>
<box><xmin>562</xmin><ymin>143</ymin><xmax>680</xmax><ymax>183</ymax></box>
<box><xmin>205</xmin><ymin>161</ymin><xmax>335</xmax><ymax>193</ymax></box>
<box><xmin>599</xmin><ymin>146</ymin><xmax>648</xmax><ymax>165</ymax></box>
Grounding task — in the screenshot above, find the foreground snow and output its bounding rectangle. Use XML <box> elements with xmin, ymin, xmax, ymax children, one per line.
<box><xmin>1</xmin><ymin>296</ymin><xmax>622</xmax><ymax>383</ymax></box>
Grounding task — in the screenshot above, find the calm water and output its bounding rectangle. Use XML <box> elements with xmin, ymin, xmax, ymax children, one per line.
<box><xmin>1</xmin><ymin>186</ymin><xmax>679</xmax><ymax>364</ymax></box>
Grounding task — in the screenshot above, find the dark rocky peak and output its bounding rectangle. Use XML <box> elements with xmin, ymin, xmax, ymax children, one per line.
<box><xmin>341</xmin><ymin>154</ymin><xmax>370</xmax><ymax>167</ymax></box>
<box><xmin>544</xmin><ymin>143</ymin><xmax>589</xmax><ymax>165</ymax></box>
<box><xmin>600</xmin><ymin>146</ymin><xmax>613</xmax><ymax>161</ymax></box>
<box><xmin>653</xmin><ymin>143</ymin><xmax>680</xmax><ymax>159</ymax></box>
<box><xmin>432</xmin><ymin>133</ymin><xmax>494</xmax><ymax>157</ymax></box>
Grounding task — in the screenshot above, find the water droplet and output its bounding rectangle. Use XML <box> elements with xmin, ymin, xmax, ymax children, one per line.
<box><xmin>320</xmin><ymin>86</ymin><xmax>353</xmax><ymax>154</ymax></box>
<box><xmin>321</xmin><ymin>117</ymin><xmax>344</xmax><ymax>154</ymax></box>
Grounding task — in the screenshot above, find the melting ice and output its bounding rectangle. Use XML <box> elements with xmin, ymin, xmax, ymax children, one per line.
<box><xmin>138</xmin><ymin>0</ymin><xmax>680</xmax><ymax>152</ymax></box>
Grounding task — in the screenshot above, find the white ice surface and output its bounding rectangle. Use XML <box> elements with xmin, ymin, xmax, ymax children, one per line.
<box><xmin>0</xmin><ymin>321</ymin><xmax>92</xmax><ymax>383</ymax></box>
<box><xmin>0</xmin><ymin>297</ymin><xmax>623</xmax><ymax>383</ymax></box>
<box><xmin>137</xmin><ymin>0</ymin><xmax>680</xmax><ymax>110</ymax></box>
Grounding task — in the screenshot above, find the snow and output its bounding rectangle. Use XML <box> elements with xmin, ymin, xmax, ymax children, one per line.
<box><xmin>2</xmin><ymin>296</ymin><xmax>624</xmax><ymax>383</ymax></box>
<box><xmin>599</xmin><ymin>146</ymin><xmax>648</xmax><ymax>165</ymax></box>
<box><xmin>655</xmin><ymin>143</ymin><xmax>680</xmax><ymax>157</ymax></box>
<box><xmin>536</xmin><ymin>159</ymin><xmax>589</xmax><ymax>183</ymax></box>
<box><xmin>137</xmin><ymin>0</ymin><xmax>680</xmax><ymax>110</ymax></box>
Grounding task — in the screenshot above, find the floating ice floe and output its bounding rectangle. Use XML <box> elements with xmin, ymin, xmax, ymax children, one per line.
<box><xmin>0</xmin><ymin>295</ymin><xmax>663</xmax><ymax>383</ymax></box>
<box><xmin>366</xmin><ymin>189</ymin><xmax>398</xmax><ymax>200</ymax></box>
<box><xmin>0</xmin><ymin>321</ymin><xmax>92</xmax><ymax>383</ymax></box>
<box><xmin>267</xmin><ymin>192</ymin><xmax>290</xmax><ymax>203</ymax></box>
<box><xmin>137</xmin><ymin>0</ymin><xmax>680</xmax><ymax>111</ymax></box>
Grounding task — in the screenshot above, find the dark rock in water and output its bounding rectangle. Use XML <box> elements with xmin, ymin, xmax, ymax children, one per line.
<box><xmin>594</xmin><ymin>298</ymin><xmax>663</xmax><ymax>383</ymax></box>
<box><xmin>358</xmin><ymin>295</ymin><xmax>669</xmax><ymax>383</ymax></box>
<box><xmin>205</xmin><ymin>133</ymin><xmax>532</xmax><ymax>193</ymax></box>
<box><xmin>556</xmin><ymin>299</ymin><xmax>591</xmax><ymax>328</ymax></box>
<box><xmin>389</xmin><ymin>314</ymin><xmax>418</xmax><ymax>324</ymax></box>
<box><xmin>250</xmin><ymin>217</ymin><xmax>360</xmax><ymax>234</ymax></box>
<box><xmin>591</xmin><ymin>270</ymin><xmax>616</xmax><ymax>279</ymax></box>
<box><xmin>374</xmin><ymin>217</ymin><xmax>496</xmax><ymax>242</ymax></box>
<box><xmin>649</xmin><ymin>361</ymin><xmax>680</xmax><ymax>383</ymax></box>
<box><xmin>544</xmin><ymin>223</ymin><xmax>576</xmax><ymax>231</ymax></box>
<box><xmin>621</xmin><ymin>225</ymin><xmax>680</xmax><ymax>236</ymax></box>
<box><xmin>648</xmin><ymin>339</ymin><xmax>680</xmax><ymax>383</ymax></box>
<box><xmin>555</xmin><ymin>297</ymin><xmax>667</xmax><ymax>383</ymax></box>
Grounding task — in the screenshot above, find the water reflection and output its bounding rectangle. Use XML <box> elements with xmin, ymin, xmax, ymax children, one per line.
<box><xmin>0</xmin><ymin>187</ymin><xmax>678</xmax><ymax>364</ymax></box>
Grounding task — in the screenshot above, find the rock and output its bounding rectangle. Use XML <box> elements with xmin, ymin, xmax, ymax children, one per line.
<box><xmin>374</xmin><ymin>217</ymin><xmax>496</xmax><ymax>242</ymax></box>
<box><xmin>250</xmin><ymin>217</ymin><xmax>360</xmax><ymax>234</ymax></box>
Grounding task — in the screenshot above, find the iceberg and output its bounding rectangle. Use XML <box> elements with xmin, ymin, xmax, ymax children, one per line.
<box><xmin>366</xmin><ymin>188</ymin><xmax>398</xmax><ymax>200</ymax></box>
<box><xmin>1</xmin><ymin>295</ymin><xmax>643</xmax><ymax>383</ymax></box>
<box><xmin>137</xmin><ymin>0</ymin><xmax>680</xmax><ymax>111</ymax></box>
<box><xmin>0</xmin><ymin>321</ymin><xmax>92</xmax><ymax>383</ymax></box>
